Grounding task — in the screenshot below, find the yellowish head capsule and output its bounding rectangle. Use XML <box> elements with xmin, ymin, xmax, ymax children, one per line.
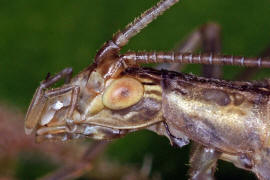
<box><xmin>102</xmin><ymin>77</ymin><xmax>144</xmax><ymax>110</ymax></box>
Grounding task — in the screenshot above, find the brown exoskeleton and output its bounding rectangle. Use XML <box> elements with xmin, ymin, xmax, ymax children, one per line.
<box><xmin>25</xmin><ymin>0</ymin><xmax>270</xmax><ymax>179</ymax></box>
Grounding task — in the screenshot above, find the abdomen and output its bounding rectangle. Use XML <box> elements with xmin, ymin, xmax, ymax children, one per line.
<box><xmin>161</xmin><ymin>71</ymin><xmax>270</xmax><ymax>154</ymax></box>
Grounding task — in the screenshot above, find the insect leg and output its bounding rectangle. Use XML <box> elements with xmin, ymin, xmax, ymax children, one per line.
<box><xmin>189</xmin><ymin>144</ymin><xmax>221</xmax><ymax>180</ymax></box>
<box><xmin>220</xmin><ymin>153</ymin><xmax>253</xmax><ymax>172</ymax></box>
<box><xmin>222</xmin><ymin>149</ymin><xmax>270</xmax><ymax>180</ymax></box>
<box><xmin>25</xmin><ymin>68</ymin><xmax>73</xmax><ymax>134</ymax></box>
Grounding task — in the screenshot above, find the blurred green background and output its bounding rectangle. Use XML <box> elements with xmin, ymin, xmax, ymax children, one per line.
<box><xmin>1</xmin><ymin>0</ymin><xmax>270</xmax><ymax>179</ymax></box>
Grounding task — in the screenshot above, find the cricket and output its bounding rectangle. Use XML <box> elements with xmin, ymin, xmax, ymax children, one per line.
<box><xmin>25</xmin><ymin>0</ymin><xmax>270</xmax><ymax>179</ymax></box>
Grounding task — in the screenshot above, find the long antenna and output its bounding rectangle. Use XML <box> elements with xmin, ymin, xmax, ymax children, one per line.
<box><xmin>95</xmin><ymin>0</ymin><xmax>179</xmax><ymax>63</ymax></box>
<box><xmin>113</xmin><ymin>0</ymin><xmax>179</xmax><ymax>48</ymax></box>
<box><xmin>122</xmin><ymin>51</ymin><xmax>270</xmax><ymax>68</ymax></box>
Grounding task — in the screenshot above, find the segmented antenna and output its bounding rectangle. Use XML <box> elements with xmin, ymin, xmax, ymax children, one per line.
<box><xmin>112</xmin><ymin>0</ymin><xmax>179</xmax><ymax>48</ymax></box>
<box><xmin>122</xmin><ymin>52</ymin><xmax>270</xmax><ymax>68</ymax></box>
<box><xmin>95</xmin><ymin>0</ymin><xmax>179</xmax><ymax>63</ymax></box>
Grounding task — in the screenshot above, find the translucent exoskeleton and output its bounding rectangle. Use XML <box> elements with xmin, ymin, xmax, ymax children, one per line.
<box><xmin>25</xmin><ymin>0</ymin><xmax>270</xmax><ymax>179</ymax></box>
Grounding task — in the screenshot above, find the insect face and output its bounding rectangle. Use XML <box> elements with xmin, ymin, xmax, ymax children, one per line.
<box><xmin>27</xmin><ymin>66</ymin><xmax>164</xmax><ymax>142</ymax></box>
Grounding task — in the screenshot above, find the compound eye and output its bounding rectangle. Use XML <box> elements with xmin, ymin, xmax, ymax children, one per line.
<box><xmin>103</xmin><ymin>77</ymin><xmax>144</xmax><ymax>110</ymax></box>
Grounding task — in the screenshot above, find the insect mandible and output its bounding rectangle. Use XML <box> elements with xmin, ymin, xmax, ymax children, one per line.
<box><xmin>25</xmin><ymin>0</ymin><xmax>270</xmax><ymax>179</ymax></box>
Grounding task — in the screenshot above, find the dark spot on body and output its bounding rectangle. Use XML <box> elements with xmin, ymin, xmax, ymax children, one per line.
<box><xmin>233</xmin><ymin>93</ymin><xmax>244</xmax><ymax>106</ymax></box>
<box><xmin>202</xmin><ymin>89</ymin><xmax>231</xmax><ymax>106</ymax></box>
